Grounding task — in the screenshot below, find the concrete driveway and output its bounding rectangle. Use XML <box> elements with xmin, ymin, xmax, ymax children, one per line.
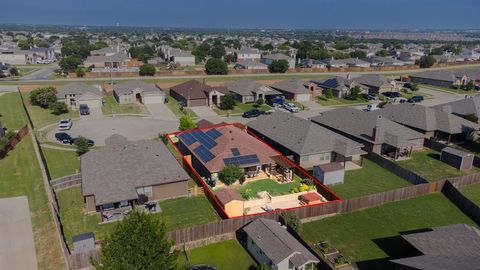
<box><xmin>190</xmin><ymin>106</ymin><xmax>218</xmax><ymax>118</ymax></box>
<box><xmin>419</xmin><ymin>88</ymin><xmax>466</xmax><ymax>107</ymax></box>
<box><xmin>145</xmin><ymin>103</ymin><xmax>177</xmax><ymax>121</ymax></box>
<box><xmin>20</xmin><ymin>64</ymin><xmax>58</xmax><ymax>80</ymax></box>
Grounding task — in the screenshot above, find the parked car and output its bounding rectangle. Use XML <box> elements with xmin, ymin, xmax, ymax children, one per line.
<box><xmin>55</xmin><ymin>132</ymin><xmax>73</xmax><ymax>144</ymax></box>
<box><xmin>242</xmin><ymin>109</ymin><xmax>264</xmax><ymax>118</ymax></box>
<box><xmin>264</xmin><ymin>109</ymin><xmax>275</xmax><ymax>115</ymax></box>
<box><xmin>383</xmin><ymin>92</ymin><xmax>402</xmax><ymax>98</ymax></box>
<box><xmin>71</xmin><ymin>137</ymin><xmax>95</xmax><ymax>147</ymax></box>
<box><xmin>79</xmin><ymin>104</ymin><xmax>90</xmax><ymax>115</ymax></box>
<box><xmin>408</xmin><ymin>96</ymin><xmax>424</xmax><ymax>103</ymax></box>
<box><xmin>58</xmin><ymin>119</ymin><xmax>73</xmax><ymax>130</ymax></box>
<box><xmin>364</xmin><ymin>103</ymin><xmax>379</xmax><ymax>111</ymax></box>
<box><xmin>266</xmin><ymin>96</ymin><xmax>285</xmax><ymax>107</ymax></box>
<box><xmin>283</xmin><ymin>103</ymin><xmax>300</xmax><ymax>113</ymax></box>
<box><xmin>404</xmin><ymin>82</ymin><xmax>414</xmax><ymax>89</ymax></box>
<box><xmin>364</xmin><ymin>93</ymin><xmax>379</xmax><ymax>100</ymax></box>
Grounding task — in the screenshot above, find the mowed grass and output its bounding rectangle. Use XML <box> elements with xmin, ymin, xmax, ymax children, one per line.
<box><xmin>165</xmin><ymin>96</ymin><xmax>197</xmax><ymax>118</ymax></box>
<box><xmin>329</xmin><ymin>159</ymin><xmax>411</xmax><ymax>199</ymax></box>
<box><xmin>56</xmin><ymin>186</ymin><xmax>220</xmax><ymax>249</ymax></box>
<box><xmin>22</xmin><ymin>93</ymin><xmax>79</xmax><ymax>129</ymax></box>
<box><xmin>102</xmin><ymin>96</ymin><xmax>142</xmax><ymax>115</ymax></box>
<box><xmin>41</xmin><ymin>147</ymin><xmax>80</xmax><ymax>179</ymax></box>
<box><xmin>316</xmin><ymin>96</ymin><xmax>369</xmax><ymax>106</ymax></box>
<box><xmin>235</xmin><ymin>178</ymin><xmax>301</xmax><ymax>199</ymax></box>
<box><xmin>420</xmin><ymin>84</ymin><xmax>479</xmax><ymax>95</ymax></box>
<box><xmin>0</xmin><ymin>92</ymin><xmax>28</xmax><ymax>129</ymax></box>
<box><xmin>397</xmin><ymin>149</ymin><xmax>480</xmax><ymax>182</ymax></box>
<box><xmin>214</xmin><ymin>103</ymin><xmax>272</xmax><ymax>115</ymax></box>
<box><xmin>0</xmin><ymin>137</ymin><xmax>65</xmax><ymax>269</ymax></box>
<box><xmin>301</xmin><ymin>193</ymin><xmax>477</xmax><ymax>270</ymax></box>
<box><xmin>459</xmin><ymin>182</ymin><xmax>480</xmax><ymax>206</ymax></box>
<box><xmin>179</xmin><ymin>240</ymin><xmax>256</xmax><ymax>270</ymax></box>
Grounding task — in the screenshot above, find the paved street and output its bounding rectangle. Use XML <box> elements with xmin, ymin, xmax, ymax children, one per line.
<box><xmin>20</xmin><ymin>64</ymin><xmax>58</xmax><ymax>81</ymax></box>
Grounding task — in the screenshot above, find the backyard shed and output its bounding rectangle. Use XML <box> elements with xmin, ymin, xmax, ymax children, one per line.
<box><xmin>313</xmin><ymin>162</ymin><xmax>345</xmax><ymax>185</ymax></box>
<box><xmin>72</xmin><ymin>232</ymin><xmax>95</xmax><ymax>253</ymax></box>
<box><xmin>440</xmin><ymin>147</ymin><xmax>474</xmax><ymax>170</ymax></box>
<box><xmin>215</xmin><ymin>188</ymin><xmax>244</xmax><ymax>217</ymax></box>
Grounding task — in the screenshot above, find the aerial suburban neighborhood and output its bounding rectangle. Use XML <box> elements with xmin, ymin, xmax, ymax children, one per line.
<box><xmin>1</xmin><ymin>1</ymin><xmax>480</xmax><ymax>270</ymax></box>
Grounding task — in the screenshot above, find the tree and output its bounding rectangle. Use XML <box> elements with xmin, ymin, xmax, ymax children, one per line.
<box><xmin>220</xmin><ymin>93</ymin><xmax>237</xmax><ymax>110</ymax></box>
<box><xmin>75</xmin><ymin>67</ymin><xmax>86</xmax><ymax>77</ymax></box>
<box><xmin>256</xmin><ymin>98</ymin><xmax>264</xmax><ymax>106</ymax></box>
<box><xmin>268</xmin><ymin>60</ymin><xmax>289</xmax><ymax>73</ymax></box>
<box><xmin>349</xmin><ymin>50</ymin><xmax>367</xmax><ymax>59</ymax></box>
<box><xmin>50</xmin><ymin>102</ymin><xmax>69</xmax><ymax>115</ymax></box>
<box><xmin>349</xmin><ymin>86</ymin><xmax>362</xmax><ymax>99</ymax></box>
<box><xmin>209</xmin><ymin>45</ymin><xmax>226</xmax><ymax>59</ymax></box>
<box><xmin>280</xmin><ymin>211</ymin><xmax>301</xmax><ymax>233</ymax></box>
<box><xmin>205</xmin><ymin>58</ymin><xmax>228</xmax><ymax>75</ymax></box>
<box><xmin>129</xmin><ymin>45</ymin><xmax>155</xmax><ymax>63</ymax></box>
<box><xmin>96</xmin><ymin>211</ymin><xmax>178</xmax><ymax>270</ymax></box>
<box><xmin>139</xmin><ymin>64</ymin><xmax>156</xmax><ymax>76</ymax></box>
<box><xmin>74</xmin><ymin>137</ymin><xmax>90</xmax><ymax>156</ymax></box>
<box><xmin>464</xmin><ymin>80</ymin><xmax>475</xmax><ymax>90</ymax></box>
<box><xmin>17</xmin><ymin>39</ymin><xmax>32</xmax><ymax>50</ymax></box>
<box><xmin>418</xmin><ymin>55</ymin><xmax>436</xmax><ymax>68</ymax></box>
<box><xmin>376</xmin><ymin>50</ymin><xmax>390</xmax><ymax>57</ymax></box>
<box><xmin>218</xmin><ymin>165</ymin><xmax>244</xmax><ymax>185</ymax></box>
<box><xmin>411</xmin><ymin>83</ymin><xmax>419</xmax><ymax>91</ymax></box>
<box><xmin>30</xmin><ymin>86</ymin><xmax>57</xmax><ymax>108</ymax></box>
<box><xmin>9</xmin><ymin>67</ymin><xmax>19</xmax><ymax>77</ymax></box>
<box><xmin>325</xmin><ymin>89</ymin><xmax>333</xmax><ymax>99</ymax></box>
<box><xmin>179</xmin><ymin>115</ymin><xmax>196</xmax><ymax>131</ymax></box>
<box><xmin>224</xmin><ymin>54</ymin><xmax>236</xmax><ymax>63</ymax></box>
<box><xmin>59</xmin><ymin>56</ymin><xmax>82</xmax><ymax>73</ymax></box>
<box><xmin>192</xmin><ymin>42</ymin><xmax>211</xmax><ymax>63</ymax></box>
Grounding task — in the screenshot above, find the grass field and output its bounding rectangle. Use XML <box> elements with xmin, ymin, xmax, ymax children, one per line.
<box><xmin>22</xmin><ymin>93</ymin><xmax>79</xmax><ymax>129</ymax></box>
<box><xmin>420</xmin><ymin>84</ymin><xmax>479</xmax><ymax>95</ymax></box>
<box><xmin>214</xmin><ymin>102</ymin><xmax>271</xmax><ymax>115</ymax></box>
<box><xmin>165</xmin><ymin>96</ymin><xmax>197</xmax><ymax>118</ymax></box>
<box><xmin>17</xmin><ymin>67</ymin><xmax>40</xmax><ymax>76</ymax></box>
<box><xmin>317</xmin><ymin>96</ymin><xmax>369</xmax><ymax>106</ymax></box>
<box><xmin>41</xmin><ymin>147</ymin><xmax>80</xmax><ymax>179</ymax></box>
<box><xmin>0</xmin><ymin>92</ymin><xmax>28</xmax><ymax>130</ymax></box>
<box><xmin>56</xmin><ymin>186</ymin><xmax>220</xmax><ymax>249</ymax></box>
<box><xmin>459</xmin><ymin>182</ymin><xmax>480</xmax><ymax>206</ymax></box>
<box><xmin>301</xmin><ymin>193</ymin><xmax>477</xmax><ymax>270</ymax></box>
<box><xmin>235</xmin><ymin>178</ymin><xmax>302</xmax><ymax>199</ymax></box>
<box><xmin>329</xmin><ymin>159</ymin><xmax>411</xmax><ymax>198</ymax></box>
<box><xmin>178</xmin><ymin>240</ymin><xmax>256</xmax><ymax>270</ymax></box>
<box><xmin>102</xmin><ymin>96</ymin><xmax>142</xmax><ymax>115</ymax></box>
<box><xmin>0</xmin><ymin>137</ymin><xmax>65</xmax><ymax>269</ymax></box>
<box><xmin>397</xmin><ymin>149</ymin><xmax>480</xmax><ymax>181</ymax></box>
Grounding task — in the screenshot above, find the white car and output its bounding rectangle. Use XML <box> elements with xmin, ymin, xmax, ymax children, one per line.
<box><xmin>58</xmin><ymin>119</ymin><xmax>73</xmax><ymax>130</ymax></box>
<box><xmin>283</xmin><ymin>103</ymin><xmax>300</xmax><ymax>113</ymax></box>
<box><xmin>364</xmin><ymin>103</ymin><xmax>379</xmax><ymax>112</ymax></box>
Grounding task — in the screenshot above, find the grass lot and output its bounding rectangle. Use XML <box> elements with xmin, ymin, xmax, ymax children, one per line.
<box><xmin>397</xmin><ymin>149</ymin><xmax>480</xmax><ymax>181</ymax></box>
<box><xmin>420</xmin><ymin>84</ymin><xmax>479</xmax><ymax>95</ymax></box>
<box><xmin>17</xmin><ymin>67</ymin><xmax>39</xmax><ymax>76</ymax></box>
<box><xmin>0</xmin><ymin>92</ymin><xmax>28</xmax><ymax>129</ymax></box>
<box><xmin>178</xmin><ymin>240</ymin><xmax>256</xmax><ymax>270</ymax></box>
<box><xmin>459</xmin><ymin>182</ymin><xmax>480</xmax><ymax>206</ymax></box>
<box><xmin>214</xmin><ymin>102</ymin><xmax>272</xmax><ymax>115</ymax></box>
<box><xmin>328</xmin><ymin>159</ymin><xmax>411</xmax><ymax>198</ymax></box>
<box><xmin>56</xmin><ymin>186</ymin><xmax>220</xmax><ymax>249</ymax></box>
<box><xmin>165</xmin><ymin>96</ymin><xmax>197</xmax><ymax>118</ymax></box>
<box><xmin>235</xmin><ymin>178</ymin><xmax>302</xmax><ymax>199</ymax></box>
<box><xmin>301</xmin><ymin>193</ymin><xmax>477</xmax><ymax>270</ymax></box>
<box><xmin>0</xmin><ymin>137</ymin><xmax>65</xmax><ymax>269</ymax></box>
<box><xmin>102</xmin><ymin>96</ymin><xmax>142</xmax><ymax>115</ymax></box>
<box><xmin>316</xmin><ymin>96</ymin><xmax>369</xmax><ymax>106</ymax></box>
<box><xmin>41</xmin><ymin>147</ymin><xmax>80</xmax><ymax>179</ymax></box>
<box><xmin>400</xmin><ymin>90</ymin><xmax>430</xmax><ymax>100</ymax></box>
<box><xmin>22</xmin><ymin>93</ymin><xmax>79</xmax><ymax>129</ymax></box>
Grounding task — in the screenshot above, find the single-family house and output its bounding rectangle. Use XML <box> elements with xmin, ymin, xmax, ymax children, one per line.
<box><xmin>343</xmin><ymin>58</ymin><xmax>371</xmax><ymax>68</ymax></box>
<box><xmin>81</xmin><ymin>135</ymin><xmax>190</xmax><ymax>214</ymax></box>
<box><xmin>363</xmin><ymin>57</ymin><xmax>406</xmax><ymax>66</ymax></box>
<box><xmin>391</xmin><ymin>224</ymin><xmax>480</xmax><ymax>270</ymax></box>
<box><xmin>312</xmin><ymin>76</ymin><xmax>366</xmax><ymax>98</ymax></box>
<box><xmin>353</xmin><ymin>74</ymin><xmax>397</xmax><ymax>94</ymax></box>
<box><xmin>169</xmin><ymin>80</ymin><xmax>229</xmax><ymax>107</ymax></box>
<box><xmin>113</xmin><ymin>80</ymin><xmax>165</xmax><ymax>104</ymax></box>
<box><xmin>324</xmin><ymin>58</ymin><xmax>348</xmax><ymax>68</ymax></box>
<box><xmin>234</xmin><ymin>60</ymin><xmax>269</xmax><ymax>70</ymax></box>
<box><xmin>311</xmin><ymin>107</ymin><xmax>425</xmax><ymax>159</ymax></box>
<box><xmin>247</xmin><ymin>111</ymin><xmax>366</xmax><ymax>169</ymax></box>
<box><xmin>162</xmin><ymin>46</ymin><xmax>195</xmax><ymax>66</ymax></box>
<box><xmin>84</xmin><ymin>52</ymin><xmax>131</xmax><ymax>69</ymax></box>
<box><xmin>243</xmin><ymin>219</ymin><xmax>319</xmax><ymax>270</ymax></box>
<box><xmin>299</xmin><ymin>59</ymin><xmax>327</xmax><ymax>69</ymax></box>
<box><xmin>261</xmin><ymin>53</ymin><xmax>295</xmax><ymax>69</ymax></box>
<box><xmin>409</xmin><ymin>70</ymin><xmax>469</xmax><ymax>88</ymax></box>
<box><xmin>224</xmin><ymin>79</ymin><xmax>282</xmax><ymax>104</ymax></box>
<box><xmin>270</xmin><ymin>79</ymin><xmax>319</xmax><ymax>102</ymax></box>
<box><xmin>56</xmin><ymin>82</ymin><xmax>103</xmax><ymax>109</ymax></box>
<box><xmin>236</xmin><ymin>47</ymin><xmax>262</xmax><ymax>62</ymax></box>
<box><xmin>432</xmin><ymin>95</ymin><xmax>480</xmax><ymax>120</ymax></box>
<box><xmin>0</xmin><ymin>48</ymin><xmax>29</xmax><ymax>65</ymax></box>
<box><xmin>398</xmin><ymin>50</ymin><xmax>425</xmax><ymax>62</ymax></box>
<box><xmin>374</xmin><ymin>103</ymin><xmax>480</xmax><ymax>142</ymax></box>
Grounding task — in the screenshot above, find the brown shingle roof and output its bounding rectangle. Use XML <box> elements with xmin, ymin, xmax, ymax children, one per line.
<box><xmin>215</xmin><ymin>189</ymin><xmax>243</xmax><ymax>205</ymax></box>
<box><xmin>170</xmin><ymin>80</ymin><xmax>228</xmax><ymax>100</ymax></box>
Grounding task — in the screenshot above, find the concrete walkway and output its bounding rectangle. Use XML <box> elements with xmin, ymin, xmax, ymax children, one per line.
<box><xmin>190</xmin><ymin>106</ymin><xmax>218</xmax><ymax>118</ymax></box>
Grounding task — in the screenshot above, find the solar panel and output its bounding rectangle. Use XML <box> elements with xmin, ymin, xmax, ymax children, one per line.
<box><xmin>191</xmin><ymin>130</ymin><xmax>217</xmax><ymax>149</ymax></box>
<box><xmin>206</xmin><ymin>128</ymin><xmax>222</xmax><ymax>139</ymax></box>
<box><xmin>231</xmin><ymin>148</ymin><xmax>241</xmax><ymax>156</ymax></box>
<box><xmin>193</xmin><ymin>145</ymin><xmax>215</xmax><ymax>163</ymax></box>
<box><xmin>223</xmin><ymin>154</ymin><xmax>260</xmax><ymax>166</ymax></box>
<box><xmin>179</xmin><ymin>132</ymin><xmax>197</xmax><ymax>145</ymax></box>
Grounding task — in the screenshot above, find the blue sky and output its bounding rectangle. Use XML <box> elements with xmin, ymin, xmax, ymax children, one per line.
<box><xmin>2</xmin><ymin>0</ymin><xmax>478</xmax><ymax>29</ymax></box>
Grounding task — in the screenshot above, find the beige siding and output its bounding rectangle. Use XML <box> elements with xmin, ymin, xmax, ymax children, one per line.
<box><xmin>152</xmin><ymin>181</ymin><xmax>188</xmax><ymax>201</ymax></box>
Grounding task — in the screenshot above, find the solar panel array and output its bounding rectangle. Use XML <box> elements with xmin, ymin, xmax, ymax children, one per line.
<box><xmin>206</xmin><ymin>128</ymin><xmax>222</xmax><ymax>139</ymax></box>
<box><xmin>231</xmin><ymin>148</ymin><xmax>241</xmax><ymax>156</ymax></box>
<box><xmin>191</xmin><ymin>130</ymin><xmax>217</xmax><ymax>149</ymax></box>
<box><xmin>223</xmin><ymin>154</ymin><xmax>260</xmax><ymax>166</ymax></box>
<box><xmin>193</xmin><ymin>145</ymin><xmax>215</xmax><ymax>163</ymax></box>
<box><xmin>178</xmin><ymin>132</ymin><xmax>197</xmax><ymax>145</ymax></box>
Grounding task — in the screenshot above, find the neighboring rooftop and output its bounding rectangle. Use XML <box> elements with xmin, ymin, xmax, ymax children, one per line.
<box><xmin>432</xmin><ymin>95</ymin><xmax>480</xmax><ymax>117</ymax></box>
<box><xmin>224</xmin><ymin>79</ymin><xmax>280</xmax><ymax>97</ymax></box>
<box><xmin>270</xmin><ymin>79</ymin><xmax>311</xmax><ymax>94</ymax></box>
<box><xmin>170</xmin><ymin>80</ymin><xmax>228</xmax><ymax>99</ymax></box>
<box><xmin>56</xmin><ymin>82</ymin><xmax>102</xmax><ymax>98</ymax></box>
<box><xmin>113</xmin><ymin>80</ymin><xmax>164</xmax><ymax>95</ymax></box>
<box><xmin>353</xmin><ymin>74</ymin><xmax>395</xmax><ymax>88</ymax></box>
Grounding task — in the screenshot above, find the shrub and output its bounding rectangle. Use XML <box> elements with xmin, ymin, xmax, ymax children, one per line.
<box><xmin>218</xmin><ymin>165</ymin><xmax>244</xmax><ymax>185</ymax></box>
<box><xmin>205</xmin><ymin>58</ymin><xmax>228</xmax><ymax>75</ymax></box>
<box><xmin>139</xmin><ymin>64</ymin><xmax>156</xmax><ymax>76</ymax></box>
<box><xmin>30</xmin><ymin>86</ymin><xmax>57</xmax><ymax>108</ymax></box>
<box><xmin>4</xmin><ymin>130</ymin><xmax>16</xmax><ymax>140</ymax></box>
<box><xmin>325</xmin><ymin>89</ymin><xmax>334</xmax><ymax>99</ymax></box>
<box><xmin>220</xmin><ymin>93</ymin><xmax>237</xmax><ymax>110</ymax></box>
<box><xmin>349</xmin><ymin>85</ymin><xmax>362</xmax><ymax>99</ymax></box>
<box><xmin>301</xmin><ymin>178</ymin><xmax>314</xmax><ymax>186</ymax></box>
<box><xmin>280</xmin><ymin>211</ymin><xmax>301</xmax><ymax>233</ymax></box>
<box><xmin>50</xmin><ymin>102</ymin><xmax>69</xmax><ymax>115</ymax></box>
<box><xmin>268</xmin><ymin>60</ymin><xmax>289</xmax><ymax>73</ymax></box>
<box><xmin>75</xmin><ymin>67</ymin><xmax>86</xmax><ymax>77</ymax></box>
<box><xmin>418</xmin><ymin>55</ymin><xmax>436</xmax><ymax>68</ymax></box>
<box><xmin>74</xmin><ymin>137</ymin><xmax>89</xmax><ymax>156</ymax></box>
<box><xmin>178</xmin><ymin>115</ymin><xmax>196</xmax><ymax>131</ymax></box>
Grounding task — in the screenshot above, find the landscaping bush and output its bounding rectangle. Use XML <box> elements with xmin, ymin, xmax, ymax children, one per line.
<box><xmin>301</xmin><ymin>178</ymin><xmax>314</xmax><ymax>186</ymax></box>
<box><xmin>218</xmin><ymin>165</ymin><xmax>244</xmax><ymax>186</ymax></box>
<box><xmin>349</xmin><ymin>85</ymin><xmax>362</xmax><ymax>100</ymax></box>
<box><xmin>253</xmin><ymin>98</ymin><xmax>264</xmax><ymax>108</ymax></box>
<box><xmin>418</xmin><ymin>55</ymin><xmax>436</xmax><ymax>68</ymax></box>
<box><xmin>50</xmin><ymin>102</ymin><xmax>69</xmax><ymax>115</ymax></box>
<box><xmin>139</xmin><ymin>64</ymin><xmax>156</xmax><ymax>76</ymax></box>
<box><xmin>205</xmin><ymin>58</ymin><xmax>228</xmax><ymax>75</ymax></box>
<box><xmin>30</xmin><ymin>86</ymin><xmax>57</xmax><ymax>108</ymax></box>
<box><xmin>268</xmin><ymin>60</ymin><xmax>289</xmax><ymax>73</ymax></box>
<box><xmin>75</xmin><ymin>66</ymin><xmax>86</xmax><ymax>77</ymax></box>
<box><xmin>220</xmin><ymin>93</ymin><xmax>237</xmax><ymax>110</ymax></box>
<box><xmin>280</xmin><ymin>211</ymin><xmax>301</xmax><ymax>233</ymax></box>
<box><xmin>179</xmin><ymin>115</ymin><xmax>196</xmax><ymax>131</ymax></box>
<box><xmin>325</xmin><ymin>89</ymin><xmax>334</xmax><ymax>99</ymax></box>
<box><xmin>74</xmin><ymin>137</ymin><xmax>89</xmax><ymax>156</ymax></box>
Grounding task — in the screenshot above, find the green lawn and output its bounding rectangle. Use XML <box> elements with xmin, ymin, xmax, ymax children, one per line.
<box><xmin>419</xmin><ymin>84</ymin><xmax>479</xmax><ymax>95</ymax></box>
<box><xmin>17</xmin><ymin>67</ymin><xmax>39</xmax><ymax>76</ymax></box>
<box><xmin>317</xmin><ymin>96</ymin><xmax>369</xmax><ymax>106</ymax></box>
<box><xmin>179</xmin><ymin>240</ymin><xmax>256</xmax><ymax>270</ymax></box>
<box><xmin>41</xmin><ymin>147</ymin><xmax>80</xmax><ymax>179</ymax></box>
<box><xmin>454</xmin><ymin>140</ymin><xmax>480</xmax><ymax>156</ymax></box>
<box><xmin>0</xmin><ymin>137</ymin><xmax>65</xmax><ymax>269</ymax></box>
<box><xmin>400</xmin><ymin>91</ymin><xmax>430</xmax><ymax>100</ymax></box>
<box><xmin>102</xmin><ymin>96</ymin><xmax>142</xmax><ymax>115</ymax></box>
<box><xmin>165</xmin><ymin>96</ymin><xmax>197</xmax><ymax>118</ymax></box>
<box><xmin>328</xmin><ymin>159</ymin><xmax>411</xmax><ymax>198</ymax></box>
<box><xmin>235</xmin><ymin>178</ymin><xmax>302</xmax><ymax>199</ymax></box>
<box><xmin>301</xmin><ymin>193</ymin><xmax>477</xmax><ymax>270</ymax></box>
<box><xmin>0</xmin><ymin>92</ymin><xmax>28</xmax><ymax>130</ymax></box>
<box><xmin>23</xmin><ymin>93</ymin><xmax>79</xmax><ymax>129</ymax></box>
<box><xmin>459</xmin><ymin>182</ymin><xmax>480</xmax><ymax>206</ymax></box>
<box><xmin>214</xmin><ymin>102</ymin><xmax>272</xmax><ymax>115</ymax></box>
<box><xmin>397</xmin><ymin>149</ymin><xmax>480</xmax><ymax>182</ymax></box>
<box><xmin>56</xmin><ymin>186</ymin><xmax>220</xmax><ymax>249</ymax></box>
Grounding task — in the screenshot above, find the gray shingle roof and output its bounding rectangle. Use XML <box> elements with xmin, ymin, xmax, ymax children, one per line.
<box><xmin>270</xmin><ymin>79</ymin><xmax>311</xmax><ymax>95</ymax></box>
<box><xmin>81</xmin><ymin>135</ymin><xmax>189</xmax><ymax>206</ymax></box>
<box><xmin>113</xmin><ymin>80</ymin><xmax>164</xmax><ymax>96</ymax></box>
<box><xmin>432</xmin><ymin>95</ymin><xmax>480</xmax><ymax>118</ymax></box>
<box><xmin>312</xmin><ymin>76</ymin><xmax>355</xmax><ymax>91</ymax></box>
<box><xmin>248</xmin><ymin>111</ymin><xmax>365</xmax><ymax>157</ymax></box>
<box><xmin>243</xmin><ymin>219</ymin><xmax>318</xmax><ymax>266</ymax></box>
<box><xmin>56</xmin><ymin>82</ymin><xmax>102</xmax><ymax>99</ymax></box>
<box><xmin>262</xmin><ymin>53</ymin><xmax>291</xmax><ymax>60</ymax></box>
<box><xmin>375</xmin><ymin>103</ymin><xmax>480</xmax><ymax>134</ymax></box>
<box><xmin>442</xmin><ymin>146</ymin><xmax>473</xmax><ymax>158</ymax></box>
<box><xmin>311</xmin><ymin>107</ymin><xmax>425</xmax><ymax>148</ymax></box>
<box><xmin>353</xmin><ymin>74</ymin><xmax>394</xmax><ymax>88</ymax></box>
<box><xmin>224</xmin><ymin>79</ymin><xmax>280</xmax><ymax>97</ymax></box>
<box><xmin>410</xmin><ymin>70</ymin><xmax>458</xmax><ymax>83</ymax></box>
<box><xmin>391</xmin><ymin>224</ymin><xmax>480</xmax><ymax>270</ymax></box>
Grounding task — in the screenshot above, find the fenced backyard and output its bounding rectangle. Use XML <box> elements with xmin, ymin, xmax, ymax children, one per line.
<box><xmin>0</xmin><ymin>125</ymin><xmax>29</xmax><ymax>160</ymax></box>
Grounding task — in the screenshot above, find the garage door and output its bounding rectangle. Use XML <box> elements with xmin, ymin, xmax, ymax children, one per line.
<box><xmin>78</xmin><ymin>99</ymin><xmax>102</xmax><ymax>108</ymax></box>
<box><xmin>295</xmin><ymin>94</ymin><xmax>311</xmax><ymax>102</ymax></box>
<box><xmin>143</xmin><ymin>95</ymin><xmax>165</xmax><ymax>104</ymax></box>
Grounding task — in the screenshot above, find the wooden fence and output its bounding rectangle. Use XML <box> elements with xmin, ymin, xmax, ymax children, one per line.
<box><xmin>51</xmin><ymin>174</ymin><xmax>82</xmax><ymax>192</ymax></box>
<box><xmin>0</xmin><ymin>125</ymin><xmax>29</xmax><ymax>159</ymax></box>
<box><xmin>68</xmin><ymin>249</ymin><xmax>101</xmax><ymax>270</ymax></box>
<box><xmin>365</xmin><ymin>152</ymin><xmax>429</xmax><ymax>185</ymax></box>
<box><xmin>442</xmin><ymin>180</ymin><xmax>480</xmax><ymax>225</ymax></box>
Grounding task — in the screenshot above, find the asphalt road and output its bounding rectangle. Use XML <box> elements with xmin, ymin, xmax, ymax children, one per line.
<box><xmin>19</xmin><ymin>64</ymin><xmax>58</xmax><ymax>81</ymax></box>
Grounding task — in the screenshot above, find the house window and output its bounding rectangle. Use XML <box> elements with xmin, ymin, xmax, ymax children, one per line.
<box><xmin>136</xmin><ymin>186</ymin><xmax>153</xmax><ymax>197</ymax></box>
<box><xmin>301</xmin><ymin>156</ymin><xmax>309</xmax><ymax>162</ymax></box>
<box><xmin>103</xmin><ymin>203</ymin><xmax>115</xmax><ymax>210</ymax></box>
<box><xmin>319</xmin><ymin>152</ymin><xmax>331</xmax><ymax>161</ymax></box>
<box><xmin>120</xmin><ymin>200</ymin><xmax>129</xmax><ymax>208</ymax></box>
